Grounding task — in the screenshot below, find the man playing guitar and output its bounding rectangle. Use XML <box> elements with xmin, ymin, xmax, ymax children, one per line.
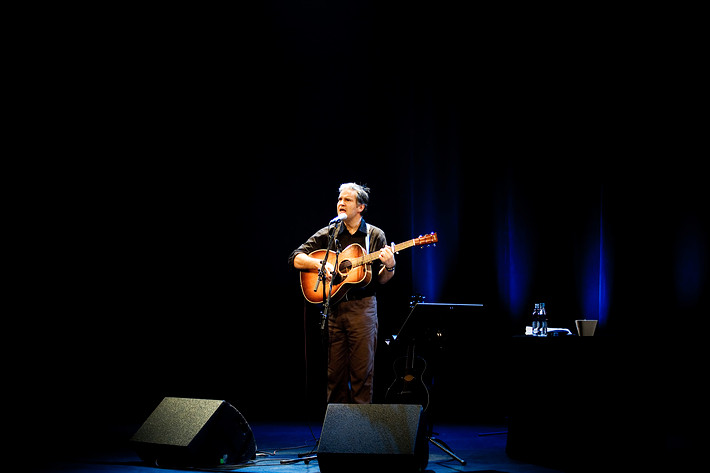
<box><xmin>288</xmin><ymin>183</ymin><xmax>396</xmax><ymax>405</ymax></box>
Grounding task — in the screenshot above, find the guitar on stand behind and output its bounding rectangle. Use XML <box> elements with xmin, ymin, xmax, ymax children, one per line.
<box><xmin>385</xmin><ymin>295</ymin><xmax>430</xmax><ymax>411</ymax></box>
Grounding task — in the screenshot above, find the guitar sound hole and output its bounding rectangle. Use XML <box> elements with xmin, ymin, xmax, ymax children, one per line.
<box><xmin>339</xmin><ymin>260</ymin><xmax>352</xmax><ymax>274</ymax></box>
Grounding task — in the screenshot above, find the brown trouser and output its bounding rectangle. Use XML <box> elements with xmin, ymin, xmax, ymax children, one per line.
<box><xmin>327</xmin><ymin>296</ymin><xmax>378</xmax><ymax>404</ymax></box>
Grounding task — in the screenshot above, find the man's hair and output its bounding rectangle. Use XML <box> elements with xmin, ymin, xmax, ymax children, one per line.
<box><xmin>339</xmin><ymin>182</ymin><xmax>370</xmax><ymax>210</ymax></box>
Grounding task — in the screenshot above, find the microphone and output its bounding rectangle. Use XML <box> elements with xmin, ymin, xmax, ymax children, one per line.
<box><xmin>329</xmin><ymin>213</ymin><xmax>346</xmax><ymax>224</ymax></box>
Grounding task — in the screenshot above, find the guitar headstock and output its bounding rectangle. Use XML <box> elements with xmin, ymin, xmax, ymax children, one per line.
<box><xmin>414</xmin><ymin>232</ymin><xmax>438</xmax><ymax>246</ymax></box>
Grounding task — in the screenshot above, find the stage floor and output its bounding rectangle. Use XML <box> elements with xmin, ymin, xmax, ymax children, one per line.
<box><xmin>36</xmin><ymin>421</ymin><xmax>566</xmax><ymax>473</ymax></box>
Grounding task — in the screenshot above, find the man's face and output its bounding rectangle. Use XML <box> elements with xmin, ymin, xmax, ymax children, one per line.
<box><xmin>337</xmin><ymin>189</ymin><xmax>364</xmax><ymax>221</ymax></box>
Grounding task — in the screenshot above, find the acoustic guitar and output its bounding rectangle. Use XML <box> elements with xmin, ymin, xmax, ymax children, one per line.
<box><xmin>385</xmin><ymin>341</ymin><xmax>430</xmax><ymax>411</ymax></box>
<box><xmin>299</xmin><ymin>232</ymin><xmax>438</xmax><ymax>304</ymax></box>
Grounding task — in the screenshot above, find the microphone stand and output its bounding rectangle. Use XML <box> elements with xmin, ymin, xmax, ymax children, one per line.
<box><xmin>316</xmin><ymin>218</ymin><xmax>343</xmax><ymax>334</ymax></box>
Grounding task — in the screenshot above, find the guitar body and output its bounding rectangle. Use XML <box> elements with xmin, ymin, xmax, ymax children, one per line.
<box><xmin>385</xmin><ymin>353</ymin><xmax>430</xmax><ymax>411</ymax></box>
<box><xmin>298</xmin><ymin>232</ymin><xmax>437</xmax><ymax>304</ymax></box>
<box><xmin>299</xmin><ymin>243</ymin><xmax>372</xmax><ymax>304</ymax></box>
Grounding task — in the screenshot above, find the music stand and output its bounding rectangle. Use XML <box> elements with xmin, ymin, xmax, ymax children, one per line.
<box><xmin>394</xmin><ymin>302</ymin><xmax>484</xmax><ymax>341</ymax></box>
<box><xmin>388</xmin><ymin>302</ymin><xmax>485</xmax><ymax>466</ymax></box>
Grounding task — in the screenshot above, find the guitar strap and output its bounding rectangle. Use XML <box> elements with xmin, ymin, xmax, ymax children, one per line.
<box><xmin>365</xmin><ymin>223</ymin><xmax>371</xmax><ymax>254</ymax></box>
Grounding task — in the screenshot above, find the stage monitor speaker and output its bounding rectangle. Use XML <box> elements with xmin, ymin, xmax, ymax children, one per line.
<box><xmin>130</xmin><ymin>397</ymin><xmax>256</xmax><ymax>467</ymax></box>
<box><xmin>317</xmin><ymin>403</ymin><xmax>428</xmax><ymax>472</ymax></box>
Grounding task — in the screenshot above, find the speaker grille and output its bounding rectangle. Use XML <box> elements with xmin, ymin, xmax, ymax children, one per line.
<box><xmin>131</xmin><ymin>397</ymin><xmax>256</xmax><ymax>467</ymax></box>
<box><xmin>132</xmin><ymin>397</ymin><xmax>222</xmax><ymax>447</ymax></box>
<box><xmin>317</xmin><ymin>403</ymin><xmax>428</xmax><ymax>472</ymax></box>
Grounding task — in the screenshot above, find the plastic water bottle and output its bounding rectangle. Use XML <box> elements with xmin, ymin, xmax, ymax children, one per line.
<box><xmin>539</xmin><ymin>302</ymin><xmax>548</xmax><ymax>337</ymax></box>
<box><xmin>532</xmin><ymin>303</ymin><xmax>540</xmax><ymax>336</ymax></box>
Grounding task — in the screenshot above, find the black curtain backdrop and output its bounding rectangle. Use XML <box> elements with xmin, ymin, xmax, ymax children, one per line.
<box><xmin>17</xmin><ymin>3</ymin><xmax>705</xmax><ymax>457</ymax></box>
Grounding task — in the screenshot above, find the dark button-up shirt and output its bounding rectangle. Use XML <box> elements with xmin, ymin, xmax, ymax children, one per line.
<box><xmin>288</xmin><ymin>218</ymin><xmax>387</xmax><ymax>300</ymax></box>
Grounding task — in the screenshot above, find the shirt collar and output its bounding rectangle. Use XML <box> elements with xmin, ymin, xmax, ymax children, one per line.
<box><xmin>338</xmin><ymin>217</ymin><xmax>367</xmax><ymax>235</ymax></box>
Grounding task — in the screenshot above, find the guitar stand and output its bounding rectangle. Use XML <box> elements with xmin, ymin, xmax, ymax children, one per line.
<box><xmin>429</xmin><ymin>435</ymin><xmax>466</xmax><ymax>465</ymax></box>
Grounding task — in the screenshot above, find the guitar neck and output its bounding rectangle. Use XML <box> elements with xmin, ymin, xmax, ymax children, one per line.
<box><xmin>355</xmin><ymin>239</ymin><xmax>417</xmax><ymax>267</ymax></box>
